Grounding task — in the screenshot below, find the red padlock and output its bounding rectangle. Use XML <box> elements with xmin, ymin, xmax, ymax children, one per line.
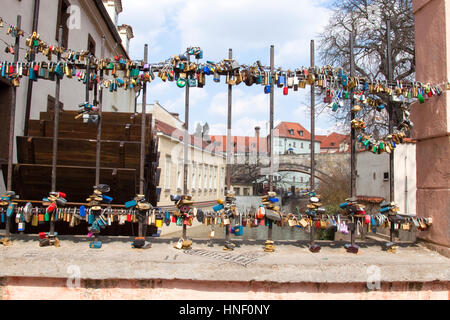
<box><xmin>127</xmin><ymin>214</ymin><xmax>132</xmax><ymax>223</ymax></box>
<box><xmin>283</xmin><ymin>86</ymin><xmax>289</xmax><ymax>95</ymax></box>
<box><xmin>172</xmin><ymin>215</ymin><xmax>177</xmax><ymax>223</ymax></box>
<box><xmin>39</xmin><ymin>232</ymin><xmax>47</xmax><ymax>240</ymax></box>
<box><xmin>58</xmin><ymin>192</ymin><xmax>67</xmax><ymax>198</ymax></box>
<box><xmin>315</xmin><ymin>220</ymin><xmax>321</xmax><ymax>229</ymax></box>
<box><xmin>364</xmin><ymin>215</ymin><xmax>371</xmax><ymax>225</ymax></box>
<box><xmin>47</xmin><ymin>202</ymin><xmax>56</xmax><ymax>213</ymax></box>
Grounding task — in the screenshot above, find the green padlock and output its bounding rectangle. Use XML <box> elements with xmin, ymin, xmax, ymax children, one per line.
<box><xmin>44</xmin><ymin>211</ymin><xmax>50</xmax><ymax>222</ymax></box>
<box><xmin>418</xmin><ymin>91</ymin><xmax>425</xmax><ymax>104</ymax></box>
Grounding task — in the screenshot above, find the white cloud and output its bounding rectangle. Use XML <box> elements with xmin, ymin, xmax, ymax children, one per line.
<box><xmin>208</xmin><ymin>88</ymin><xmax>269</xmax><ymax>117</ymax></box>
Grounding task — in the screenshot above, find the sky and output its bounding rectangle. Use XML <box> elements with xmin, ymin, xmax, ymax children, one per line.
<box><xmin>119</xmin><ymin>0</ymin><xmax>342</xmax><ymax>138</ymax></box>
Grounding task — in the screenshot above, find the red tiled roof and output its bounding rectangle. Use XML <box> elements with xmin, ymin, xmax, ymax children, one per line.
<box><xmin>275</xmin><ymin>122</ymin><xmax>314</xmax><ymax>141</ymax></box>
<box><xmin>155</xmin><ymin>119</ymin><xmax>209</xmax><ymax>149</ymax></box>
<box><xmin>321</xmin><ymin>132</ymin><xmax>350</xmax><ymax>149</ymax></box>
<box><xmin>316</xmin><ymin>135</ymin><xmax>327</xmax><ymax>143</ymax></box>
<box><xmin>210</xmin><ymin>135</ymin><xmax>269</xmax><ymax>154</ymax></box>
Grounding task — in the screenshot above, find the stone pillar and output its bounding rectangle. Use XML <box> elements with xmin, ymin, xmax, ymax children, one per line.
<box><xmin>412</xmin><ymin>0</ymin><xmax>450</xmax><ymax>247</ymax></box>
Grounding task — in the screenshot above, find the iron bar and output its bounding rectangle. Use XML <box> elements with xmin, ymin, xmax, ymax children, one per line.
<box><xmin>4</xmin><ymin>15</ymin><xmax>22</xmax><ymax>240</ymax></box>
<box><xmin>268</xmin><ymin>45</ymin><xmax>275</xmax><ymax>242</ymax></box>
<box><xmin>139</xmin><ymin>44</ymin><xmax>148</xmax><ymax>239</ymax></box>
<box><xmin>49</xmin><ymin>25</ymin><xmax>63</xmax><ymax>237</ymax></box>
<box><xmin>226</xmin><ymin>48</ymin><xmax>232</xmax><ymax>244</ymax></box>
<box><xmin>95</xmin><ymin>36</ymin><xmax>106</xmax><ymax>187</ymax></box>
<box><xmin>24</xmin><ymin>0</ymin><xmax>40</xmax><ymax>136</ymax></box>
<box><xmin>387</xmin><ymin>19</ymin><xmax>395</xmax><ymax>246</ymax></box>
<box><xmin>310</xmin><ymin>40</ymin><xmax>316</xmax><ymax>193</ymax></box>
<box><xmin>183</xmin><ymin>52</ymin><xmax>190</xmax><ymax>240</ymax></box>
<box><xmin>350</xmin><ymin>31</ymin><xmax>357</xmax><ymax>198</ymax></box>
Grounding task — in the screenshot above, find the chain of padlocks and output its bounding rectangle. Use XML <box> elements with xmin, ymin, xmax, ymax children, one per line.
<box><xmin>0</xmin><ymin>187</ymin><xmax>432</xmax><ymax>253</ymax></box>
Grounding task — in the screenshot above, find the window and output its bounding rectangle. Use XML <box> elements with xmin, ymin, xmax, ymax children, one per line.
<box><xmin>299</xmin><ymin>131</ymin><xmax>304</xmax><ymax>137</ymax></box>
<box><xmin>244</xmin><ymin>188</ymin><xmax>250</xmax><ymax>196</ymax></box>
<box><xmin>384</xmin><ymin>172</ymin><xmax>389</xmax><ymax>181</ymax></box>
<box><xmin>209</xmin><ymin>166</ymin><xmax>213</xmax><ymax>189</ymax></box>
<box><xmin>87</xmin><ymin>34</ymin><xmax>96</xmax><ymax>57</ymax></box>
<box><xmin>301</xmin><ymin>143</ymin><xmax>304</xmax><ymax>149</ymax></box>
<box><xmin>56</xmin><ymin>0</ymin><xmax>70</xmax><ymax>48</ymax></box>
<box><xmin>373</xmin><ymin>172</ymin><xmax>376</xmax><ymax>180</ymax></box>
<box><xmin>198</xmin><ymin>165</ymin><xmax>203</xmax><ymax>190</ymax></box>
<box><xmin>164</xmin><ymin>156</ymin><xmax>171</xmax><ymax>190</ymax></box>
<box><xmin>177</xmin><ymin>159</ymin><xmax>183</xmax><ymax>190</ymax></box>
<box><xmin>235</xmin><ymin>188</ymin><xmax>241</xmax><ymax>196</ymax></box>
<box><xmin>330</xmin><ymin>142</ymin><xmax>335</xmax><ymax>147</ymax></box>
<box><xmin>204</xmin><ymin>165</ymin><xmax>208</xmax><ymax>189</ymax></box>
<box><xmin>289</xmin><ymin>129</ymin><xmax>294</xmax><ymax>135</ymax></box>
<box><xmin>192</xmin><ymin>163</ymin><xmax>196</xmax><ymax>189</ymax></box>
<box><xmin>293</xmin><ymin>142</ymin><xmax>296</xmax><ymax>148</ymax></box>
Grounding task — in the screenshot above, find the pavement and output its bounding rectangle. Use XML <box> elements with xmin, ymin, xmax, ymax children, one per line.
<box><xmin>1</xmin><ymin>234</ymin><xmax>449</xmax><ymax>284</ymax></box>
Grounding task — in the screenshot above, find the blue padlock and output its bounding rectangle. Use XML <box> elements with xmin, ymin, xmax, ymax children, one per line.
<box><xmin>264</xmin><ymin>85</ymin><xmax>271</xmax><ymax>94</ymax></box>
<box><xmin>380</xmin><ymin>206</ymin><xmax>390</xmax><ymax>213</ymax></box>
<box><xmin>268</xmin><ymin>197</ymin><xmax>279</xmax><ymax>203</ymax></box>
<box><xmin>6</xmin><ymin>203</ymin><xmax>15</xmax><ymax>218</ymax></box>
<box><xmin>165</xmin><ymin>211</ymin><xmax>171</xmax><ymax>226</ymax></box>
<box><xmin>233</xmin><ymin>225</ymin><xmax>244</xmax><ymax>236</ymax></box>
<box><xmin>339</xmin><ymin>202</ymin><xmax>349</xmax><ymax>209</ymax></box>
<box><xmin>89</xmin><ymin>241</ymin><xmax>102</xmax><ymax>249</ymax></box>
<box><xmin>125</xmin><ymin>200</ymin><xmax>137</xmax><ymax>209</ymax></box>
<box><xmin>80</xmin><ymin>206</ymin><xmax>86</xmax><ymax>218</ymax></box>
<box><xmin>202</xmin><ymin>66</ymin><xmax>210</xmax><ymax>75</ymax></box>
<box><xmin>88</xmin><ymin>214</ymin><xmax>95</xmax><ymax>225</ymax></box>
<box><xmin>213</xmin><ymin>204</ymin><xmax>224</xmax><ymax>212</ymax></box>
<box><xmin>1</xmin><ymin>213</ymin><xmax>5</xmax><ymax>223</ymax></box>
<box><xmin>102</xmin><ymin>195</ymin><xmax>113</xmax><ymax>204</ymax></box>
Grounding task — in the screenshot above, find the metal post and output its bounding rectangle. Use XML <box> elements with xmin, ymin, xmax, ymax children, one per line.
<box><xmin>183</xmin><ymin>52</ymin><xmax>190</xmax><ymax>240</ymax></box>
<box><xmin>49</xmin><ymin>25</ymin><xmax>63</xmax><ymax>237</ymax></box>
<box><xmin>386</xmin><ymin>19</ymin><xmax>394</xmax><ymax>203</ymax></box>
<box><xmin>4</xmin><ymin>15</ymin><xmax>21</xmax><ymax>241</ymax></box>
<box><xmin>350</xmin><ymin>31</ymin><xmax>357</xmax><ymax>198</ymax></box>
<box><xmin>95</xmin><ymin>36</ymin><xmax>105</xmax><ymax>187</ymax></box>
<box><xmin>24</xmin><ymin>0</ymin><xmax>40</xmax><ymax>136</ymax></box>
<box><xmin>226</xmin><ymin>48</ymin><xmax>232</xmax><ymax>244</ymax></box>
<box><xmin>268</xmin><ymin>45</ymin><xmax>275</xmax><ymax>242</ymax></box>
<box><xmin>310</xmin><ymin>40</ymin><xmax>316</xmax><ymax>192</ymax></box>
<box><xmin>139</xmin><ymin>44</ymin><xmax>148</xmax><ymax>238</ymax></box>
<box><xmin>386</xmin><ymin>19</ymin><xmax>396</xmax><ymax>247</ymax></box>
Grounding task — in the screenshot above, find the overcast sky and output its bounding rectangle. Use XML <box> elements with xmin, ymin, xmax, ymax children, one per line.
<box><xmin>119</xmin><ymin>0</ymin><xmax>342</xmax><ymax>137</ymax></box>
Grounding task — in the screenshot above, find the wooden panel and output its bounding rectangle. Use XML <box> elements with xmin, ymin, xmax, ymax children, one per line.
<box><xmin>10</xmin><ymin>164</ymin><xmax>137</xmax><ymax>204</ymax></box>
<box><xmin>39</xmin><ymin>111</ymin><xmax>152</xmax><ymax>126</ymax></box>
<box><xmin>17</xmin><ymin>137</ymin><xmax>145</xmax><ymax>172</ymax></box>
<box><xmin>27</xmin><ymin>120</ymin><xmax>152</xmax><ymax>142</ymax></box>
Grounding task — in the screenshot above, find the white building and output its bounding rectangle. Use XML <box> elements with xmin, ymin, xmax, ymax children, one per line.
<box><xmin>356</xmin><ymin>140</ymin><xmax>417</xmax><ymax>215</ymax></box>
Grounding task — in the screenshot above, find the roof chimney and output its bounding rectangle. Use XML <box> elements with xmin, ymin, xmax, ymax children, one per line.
<box><xmin>255</xmin><ymin>126</ymin><xmax>261</xmax><ymax>138</ymax></box>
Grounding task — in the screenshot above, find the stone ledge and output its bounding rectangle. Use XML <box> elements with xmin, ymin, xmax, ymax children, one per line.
<box><xmin>0</xmin><ymin>236</ymin><xmax>448</xmax><ymax>284</ymax></box>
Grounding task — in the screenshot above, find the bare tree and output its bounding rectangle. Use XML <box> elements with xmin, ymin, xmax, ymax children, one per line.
<box><xmin>317</xmin><ymin>0</ymin><xmax>415</xmax><ymax>137</ymax></box>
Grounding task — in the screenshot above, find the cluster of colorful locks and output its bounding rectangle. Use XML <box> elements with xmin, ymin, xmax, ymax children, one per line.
<box><xmin>0</xmin><ymin>188</ymin><xmax>433</xmax><ymax>253</ymax></box>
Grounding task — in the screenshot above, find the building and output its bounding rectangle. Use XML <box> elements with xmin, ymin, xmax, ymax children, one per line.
<box><xmin>0</xmin><ymin>0</ymin><xmax>135</xmax><ymax>192</ymax></box>
<box><xmin>146</xmin><ymin>103</ymin><xmax>226</xmax><ymax>207</ymax></box>
<box><xmin>274</xmin><ymin>122</ymin><xmax>321</xmax><ymax>155</ymax></box>
<box><xmin>356</xmin><ymin>140</ymin><xmax>417</xmax><ymax>215</ymax></box>
<box><xmin>210</xmin><ymin>127</ymin><xmax>269</xmax><ymax>196</ymax></box>
<box><xmin>317</xmin><ymin>132</ymin><xmax>350</xmax><ymax>154</ymax></box>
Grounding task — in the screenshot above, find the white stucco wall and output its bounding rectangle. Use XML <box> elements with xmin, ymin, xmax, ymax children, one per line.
<box><xmin>356</xmin><ymin>143</ymin><xmax>417</xmax><ymax>215</ymax></box>
<box><xmin>273</xmin><ymin>137</ymin><xmax>320</xmax><ymax>155</ymax></box>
